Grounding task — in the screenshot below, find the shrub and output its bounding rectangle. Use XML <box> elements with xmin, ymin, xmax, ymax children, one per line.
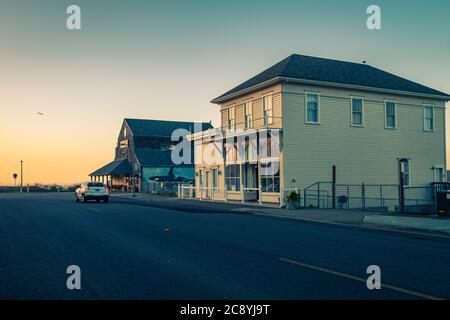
<box><xmin>286</xmin><ymin>190</ymin><xmax>300</xmax><ymax>203</ymax></box>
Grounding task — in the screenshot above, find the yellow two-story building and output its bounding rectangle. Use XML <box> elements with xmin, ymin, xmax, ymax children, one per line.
<box><xmin>188</xmin><ymin>54</ymin><xmax>450</xmax><ymax>206</ymax></box>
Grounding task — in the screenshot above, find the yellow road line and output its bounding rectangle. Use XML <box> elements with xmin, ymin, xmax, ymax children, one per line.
<box><xmin>279</xmin><ymin>257</ymin><xmax>444</xmax><ymax>300</ymax></box>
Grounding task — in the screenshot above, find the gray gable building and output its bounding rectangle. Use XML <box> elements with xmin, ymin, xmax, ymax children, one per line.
<box><xmin>90</xmin><ymin>118</ymin><xmax>212</xmax><ymax>192</ymax></box>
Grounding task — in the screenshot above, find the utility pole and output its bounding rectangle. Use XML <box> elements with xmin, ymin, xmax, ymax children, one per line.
<box><xmin>132</xmin><ymin>159</ymin><xmax>136</xmax><ymax>197</ymax></box>
<box><xmin>398</xmin><ymin>158</ymin><xmax>407</xmax><ymax>214</ymax></box>
<box><xmin>332</xmin><ymin>165</ymin><xmax>336</xmax><ymax>209</ymax></box>
<box><xmin>20</xmin><ymin>160</ymin><xmax>23</xmax><ymax>193</ymax></box>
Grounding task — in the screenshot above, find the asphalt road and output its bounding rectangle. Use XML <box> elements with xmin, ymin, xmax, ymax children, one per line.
<box><xmin>1</xmin><ymin>192</ymin><xmax>450</xmax><ymax>300</ymax></box>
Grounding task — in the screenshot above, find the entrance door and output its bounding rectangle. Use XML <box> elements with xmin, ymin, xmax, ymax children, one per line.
<box><xmin>205</xmin><ymin>171</ymin><xmax>211</xmax><ymax>198</ymax></box>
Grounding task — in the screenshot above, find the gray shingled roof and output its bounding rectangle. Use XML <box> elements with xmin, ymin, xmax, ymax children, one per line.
<box><xmin>90</xmin><ymin>159</ymin><xmax>132</xmax><ymax>176</ymax></box>
<box><xmin>212</xmin><ymin>54</ymin><xmax>450</xmax><ymax>103</ymax></box>
<box><xmin>125</xmin><ymin>119</ymin><xmax>213</xmax><ymax>137</ymax></box>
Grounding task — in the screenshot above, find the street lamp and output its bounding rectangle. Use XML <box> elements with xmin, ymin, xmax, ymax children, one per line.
<box><xmin>132</xmin><ymin>159</ymin><xmax>137</xmax><ymax>197</ymax></box>
<box><xmin>13</xmin><ymin>173</ymin><xmax>18</xmax><ymax>186</ymax></box>
<box><xmin>20</xmin><ymin>160</ymin><xmax>23</xmax><ymax>193</ymax></box>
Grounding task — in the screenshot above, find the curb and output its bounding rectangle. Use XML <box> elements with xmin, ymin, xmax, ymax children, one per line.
<box><xmin>362</xmin><ymin>215</ymin><xmax>450</xmax><ymax>235</ymax></box>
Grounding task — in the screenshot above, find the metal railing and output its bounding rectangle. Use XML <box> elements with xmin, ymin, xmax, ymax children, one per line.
<box><xmin>431</xmin><ymin>182</ymin><xmax>450</xmax><ymax>192</ymax></box>
<box><xmin>177</xmin><ymin>185</ymin><xmax>283</xmax><ymax>206</ymax></box>
<box><xmin>143</xmin><ymin>181</ymin><xmax>182</xmax><ymax>196</ymax></box>
<box><xmin>303</xmin><ymin>181</ymin><xmax>434</xmax><ymax>213</ymax></box>
<box><xmin>178</xmin><ymin>185</ymin><xmax>195</xmax><ymax>199</ymax></box>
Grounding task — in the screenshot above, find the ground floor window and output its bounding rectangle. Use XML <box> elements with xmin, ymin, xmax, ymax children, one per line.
<box><xmin>225</xmin><ymin>164</ymin><xmax>241</xmax><ymax>191</ymax></box>
<box><xmin>212</xmin><ymin>168</ymin><xmax>219</xmax><ymax>189</ymax></box>
<box><xmin>199</xmin><ymin>170</ymin><xmax>204</xmax><ymax>187</ymax></box>
<box><xmin>243</xmin><ymin>164</ymin><xmax>258</xmax><ymax>189</ymax></box>
<box><xmin>261</xmin><ymin>160</ymin><xmax>280</xmax><ymax>193</ymax></box>
<box><xmin>433</xmin><ymin>166</ymin><xmax>445</xmax><ymax>183</ymax></box>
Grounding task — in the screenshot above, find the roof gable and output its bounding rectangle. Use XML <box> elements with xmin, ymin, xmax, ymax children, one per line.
<box><xmin>212</xmin><ymin>54</ymin><xmax>450</xmax><ymax>103</ymax></box>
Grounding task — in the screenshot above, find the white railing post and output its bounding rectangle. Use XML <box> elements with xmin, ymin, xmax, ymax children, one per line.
<box><xmin>258</xmin><ymin>160</ymin><xmax>262</xmax><ymax>205</ymax></box>
<box><xmin>240</xmin><ymin>162</ymin><xmax>244</xmax><ymax>204</ymax></box>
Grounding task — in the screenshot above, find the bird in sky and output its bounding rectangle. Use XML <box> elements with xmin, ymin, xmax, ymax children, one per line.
<box><xmin>36</xmin><ymin>112</ymin><xmax>44</xmax><ymax>116</ymax></box>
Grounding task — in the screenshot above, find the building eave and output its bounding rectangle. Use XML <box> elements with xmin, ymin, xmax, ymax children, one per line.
<box><xmin>211</xmin><ymin>76</ymin><xmax>450</xmax><ymax>105</ymax></box>
<box><xmin>282</xmin><ymin>77</ymin><xmax>450</xmax><ymax>102</ymax></box>
<box><xmin>211</xmin><ymin>77</ymin><xmax>283</xmax><ymax>104</ymax></box>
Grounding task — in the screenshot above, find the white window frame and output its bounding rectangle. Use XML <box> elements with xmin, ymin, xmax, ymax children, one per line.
<box><xmin>384</xmin><ymin>100</ymin><xmax>397</xmax><ymax>129</ymax></box>
<box><xmin>244</xmin><ymin>100</ymin><xmax>253</xmax><ymax>129</ymax></box>
<box><xmin>211</xmin><ymin>167</ymin><xmax>219</xmax><ymax>189</ymax></box>
<box><xmin>263</xmin><ymin>94</ymin><xmax>274</xmax><ymax>126</ymax></box>
<box><xmin>227</xmin><ymin>107</ymin><xmax>235</xmax><ymax>130</ymax></box>
<box><xmin>433</xmin><ymin>165</ymin><xmax>446</xmax><ymax>183</ymax></box>
<box><xmin>305</xmin><ymin>92</ymin><xmax>320</xmax><ymax>124</ymax></box>
<box><xmin>198</xmin><ymin>169</ymin><xmax>204</xmax><ymax>187</ymax></box>
<box><xmin>350</xmin><ymin>97</ymin><xmax>364</xmax><ymax>127</ymax></box>
<box><xmin>423</xmin><ymin>105</ymin><xmax>435</xmax><ymax>132</ymax></box>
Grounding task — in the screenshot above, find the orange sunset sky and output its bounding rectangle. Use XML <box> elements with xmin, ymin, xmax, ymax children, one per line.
<box><xmin>1</xmin><ymin>0</ymin><xmax>449</xmax><ymax>185</ymax></box>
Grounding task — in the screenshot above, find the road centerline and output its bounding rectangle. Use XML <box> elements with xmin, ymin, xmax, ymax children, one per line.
<box><xmin>278</xmin><ymin>257</ymin><xmax>444</xmax><ymax>300</ymax></box>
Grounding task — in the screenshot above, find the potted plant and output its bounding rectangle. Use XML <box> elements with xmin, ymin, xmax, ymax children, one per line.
<box><xmin>338</xmin><ymin>195</ymin><xmax>348</xmax><ymax>208</ymax></box>
<box><xmin>285</xmin><ymin>190</ymin><xmax>301</xmax><ymax>210</ymax></box>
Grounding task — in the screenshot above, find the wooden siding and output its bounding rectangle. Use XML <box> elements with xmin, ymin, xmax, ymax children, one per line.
<box><xmin>282</xmin><ymin>82</ymin><xmax>446</xmax><ymax>190</ymax></box>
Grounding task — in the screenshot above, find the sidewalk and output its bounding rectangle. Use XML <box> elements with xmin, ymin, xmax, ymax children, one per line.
<box><xmin>110</xmin><ymin>193</ymin><xmax>450</xmax><ymax>237</ymax></box>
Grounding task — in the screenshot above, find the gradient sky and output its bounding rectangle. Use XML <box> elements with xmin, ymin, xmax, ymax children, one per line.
<box><xmin>0</xmin><ymin>0</ymin><xmax>449</xmax><ymax>185</ymax></box>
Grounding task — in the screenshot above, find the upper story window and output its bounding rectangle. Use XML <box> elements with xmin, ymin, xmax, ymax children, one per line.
<box><xmin>227</xmin><ymin>107</ymin><xmax>235</xmax><ymax>130</ymax></box>
<box><xmin>351</xmin><ymin>98</ymin><xmax>364</xmax><ymax>126</ymax></box>
<box><xmin>244</xmin><ymin>101</ymin><xmax>253</xmax><ymax>129</ymax></box>
<box><xmin>385</xmin><ymin>101</ymin><xmax>397</xmax><ymax>129</ymax></box>
<box><xmin>423</xmin><ymin>105</ymin><xmax>434</xmax><ymax>131</ymax></box>
<box><xmin>306</xmin><ymin>93</ymin><xmax>320</xmax><ymax>124</ymax></box>
<box><xmin>263</xmin><ymin>95</ymin><xmax>273</xmax><ymax>126</ymax></box>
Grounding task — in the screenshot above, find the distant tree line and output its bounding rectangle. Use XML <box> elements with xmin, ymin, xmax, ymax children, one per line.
<box><xmin>0</xmin><ymin>183</ymin><xmax>79</xmax><ymax>193</ymax></box>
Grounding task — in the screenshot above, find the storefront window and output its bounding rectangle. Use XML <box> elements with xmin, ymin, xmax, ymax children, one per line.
<box><xmin>212</xmin><ymin>168</ymin><xmax>218</xmax><ymax>189</ymax></box>
<box><xmin>261</xmin><ymin>160</ymin><xmax>280</xmax><ymax>193</ymax></box>
<box><xmin>243</xmin><ymin>164</ymin><xmax>258</xmax><ymax>189</ymax></box>
<box><xmin>225</xmin><ymin>164</ymin><xmax>240</xmax><ymax>191</ymax></box>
